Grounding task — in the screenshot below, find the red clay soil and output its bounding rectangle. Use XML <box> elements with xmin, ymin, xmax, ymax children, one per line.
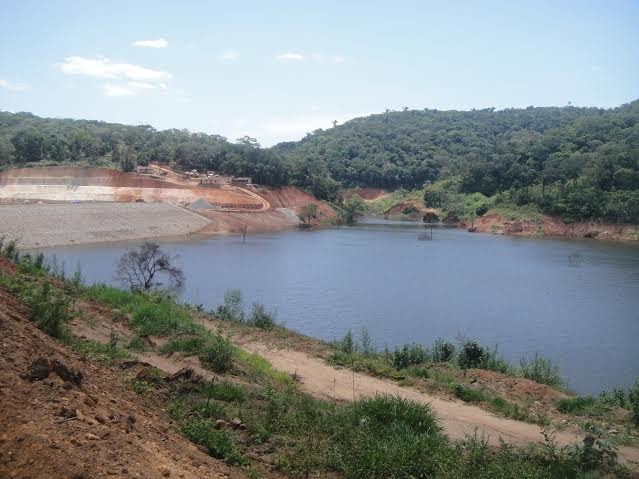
<box><xmin>471</xmin><ymin>213</ymin><xmax>639</xmax><ymax>240</ymax></box>
<box><xmin>342</xmin><ymin>188</ymin><xmax>388</xmax><ymax>201</ymax></box>
<box><xmin>256</xmin><ymin>186</ymin><xmax>336</xmax><ymax>221</ymax></box>
<box><xmin>0</xmin><ymin>287</ymin><xmax>251</xmax><ymax>479</ymax></box>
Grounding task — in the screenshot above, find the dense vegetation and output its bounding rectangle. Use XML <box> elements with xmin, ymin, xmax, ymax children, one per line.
<box><xmin>0</xmin><ymin>111</ymin><xmax>289</xmax><ymax>185</ymax></box>
<box><xmin>2</xmin><ymin>100</ymin><xmax>639</xmax><ymax>223</ymax></box>
<box><xmin>276</xmin><ymin>101</ymin><xmax>639</xmax><ymax>223</ymax></box>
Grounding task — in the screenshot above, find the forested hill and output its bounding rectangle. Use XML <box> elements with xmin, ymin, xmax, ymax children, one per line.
<box><xmin>0</xmin><ymin>111</ymin><xmax>289</xmax><ymax>186</ymax></box>
<box><xmin>1</xmin><ymin>101</ymin><xmax>638</xmax><ymax>223</ymax></box>
<box><xmin>275</xmin><ymin>101</ymin><xmax>639</xmax><ymax>223</ymax></box>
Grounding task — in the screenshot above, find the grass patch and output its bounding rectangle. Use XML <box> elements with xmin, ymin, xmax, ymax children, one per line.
<box><xmin>72</xmin><ymin>337</ymin><xmax>131</xmax><ymax>363</ymax></box>
<box><xmin>182</xmin><ymin>419</ymin><xmax>248</xmax><ymax>466</ymax></box>
<box><xmin>557</xmin><ymin>396</ymin><xmax>598</xmax><ymax>414</ymax></box>
<box><xmin>235</xmin><ymin>348</ymin><xmax>293</xmax><ymax>385</ymax></box>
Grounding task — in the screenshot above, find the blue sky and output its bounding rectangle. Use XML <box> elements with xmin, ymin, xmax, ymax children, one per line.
<box><xmin>1</xmin><ymin>0</ymin><xmax>638</xmax><ymax>146</ymax></box>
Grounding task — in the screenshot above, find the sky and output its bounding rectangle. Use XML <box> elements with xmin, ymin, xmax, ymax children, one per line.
<box><xmin>1</xmin><ymin>0</ymin><xmax>638</xmax><ymax>146</ymax></box>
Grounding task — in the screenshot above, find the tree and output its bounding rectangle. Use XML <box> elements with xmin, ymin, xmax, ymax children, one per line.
<box><xmin>298</xmin><ymin>203</ymin><xmax>318</xmax><ymax>225</ymax></box>
<box><xmin>115</xmin><ymin>241</ymin><xmax>184</xmax><ymax>291</ymax></box>
<box><xmin>340</xmin><ymin>196</ymin><xmax>366</xmax><ymax>225</ymax></box>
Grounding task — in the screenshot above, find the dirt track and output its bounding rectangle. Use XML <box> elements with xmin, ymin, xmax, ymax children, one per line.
<box><xmin>235</xmin><ymin>339</ymin><xmax>639</xmax><ymax>468</ymax></box>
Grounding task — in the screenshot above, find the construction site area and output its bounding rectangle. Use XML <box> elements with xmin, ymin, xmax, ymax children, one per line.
<box><xmin>0</xmin><ymin>165</ymin><xmax>335</xmax><ymax>248</ymax></box>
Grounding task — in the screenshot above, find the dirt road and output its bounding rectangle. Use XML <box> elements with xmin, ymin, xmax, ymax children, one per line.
<box><xmin>236</xmin><ymin>339</ymin><xmax>639</xmax><ymax>467</ymax></box>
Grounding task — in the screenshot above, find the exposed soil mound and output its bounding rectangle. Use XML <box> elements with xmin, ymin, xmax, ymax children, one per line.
<box><xmin>0</xmin><ymin>286</ymin><xmax>247</xmax><ymax>479</ymax></box>
<box><xmin>472</xmin><ymin>213</ymin><xmax>639</xmax><ymax>240</ymax></box>
<box><xmin>256</xmin><ymin>186</ymin><xmax>336</xmax><ymax>223</ymax></box>
<box><xmin>384</xmin><ymin>200</ymin><xmax>436</xmax><ymax>221</ymax></box>
<box><xmin>342</xmin><ymin>188</ymin><xmax>388</xmax><ymax>201</ymax></box>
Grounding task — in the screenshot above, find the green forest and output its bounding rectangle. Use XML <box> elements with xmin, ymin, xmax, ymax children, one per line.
<box><xmin>1</xmin><ymin>100</ymin><xmax>638</xmax><ymax>223</ymax></box>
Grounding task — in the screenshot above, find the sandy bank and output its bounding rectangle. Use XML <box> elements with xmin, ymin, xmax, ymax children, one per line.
<box><xmin>0</xmin><ymin>203</ymin><xmax>212</xmax><ymax>249</ymax></box>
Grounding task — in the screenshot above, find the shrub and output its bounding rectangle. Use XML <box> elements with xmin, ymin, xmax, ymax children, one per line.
<box><xmin>131</xmin><ymin>299</ymin><xmax>202</xmax><ymax>336</ymax></box>
<box><xmin>392</xmin><ymin>343</ymin><xmax>430</xmax><ymax>370</ymax></box>
<box><xmin>557</xmin><ymin>396</ymin><xmax>597</xmax><ymax>414</ymax></box>
<box><xmin>453</xmin><ymin>383</ymin><xmax>488</xmax><ymax>403</ymax></box>
<box><xmin>339</xmin><ymin>329</ymin><xmax>355</xmax><ymax>354</ymax></box>
<box><xmin>182</xmin><ymin>419</ymin><xmax>248</xmax><ymax>466</ymax></box>
<box><xmin>432</xmin><ymin>338</ymin><xmax>455</xmax><ymax>362</ymax></box>
<box><xmin>247</xmin><ymin>302</ymin><xmax>276</xmax><ymax>330</ymax></box>
<box><xmin>20</xmin><ymin>280</ymin><xmax>72</xmax><ymax>339</ymax></box>
<box><xmin>160</xmin><ymin>335</ymin><xmax>206</xmax><ymax>356</ymax></box>
<box><xmin>520</xmin><ymin>352</ymin><xmax>563</xmax><ymax>388</ymax></box>
<box><xmin>198</xmin><ymin>334</ymin><xmax>234</xmax><ymax>373</ymax></box>
<box><xmin>72</xmin><ymin>337</ymin><xmax>131</xmax><ymax>362</ymax></box>
<box><xmin>200</xmin><ymin>381</ymin><xmax>247</xmax><ymax>403</ymax></box>
<box><xmin>216</xmin><ymin>289</ymin><xmax>244</xmax><ymax>321</ymax></box>
<box><xmin>458</xmin><ymin>340</ymin><xmax>485</xmax><ymax>369</ymax></box>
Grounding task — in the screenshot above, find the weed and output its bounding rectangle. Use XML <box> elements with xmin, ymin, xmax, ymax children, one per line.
<box><xmin>182</xmin><ymin>419</ymin><xmax>248</xmax><ymax>466</ymax></box>
<box><xmin>198</xmin><ymin>334</ymin><xmax>234</xmax><ymax>373</ymax></box>
<box><xmin>520</xmin><ymin>352</ymin><xmax>563</xmax><ymax>388</ymax></box>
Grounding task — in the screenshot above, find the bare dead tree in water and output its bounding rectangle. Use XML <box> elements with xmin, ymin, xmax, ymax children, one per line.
<box><xmin>115</xmin><ymin>241</ymin><xmax>184</xmax><ymax>291</ymax></box>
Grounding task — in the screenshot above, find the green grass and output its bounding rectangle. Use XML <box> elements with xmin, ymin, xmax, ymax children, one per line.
<box><xmin>160</xmin><ymin>335</ymin><xmax>207</xmax><ymax>355</ymax></box>
<box><xmin>235</xmin><ymin>348</ymin><xmax>293</xmax><ymax>385</ymax></box>
<box><xmin>557</xmin><ymin>396</ymin><xmax>598</xmax><ymax>414</ymax></box>
<box><xmin>182</xmin><ymin>419</ymin><xmax>248</xmax><ymax>466</ymax></box>
<box><xmin>72</xmin><ymin>338</ymin><xmax>131</xmax><ymax>363</ymax></box>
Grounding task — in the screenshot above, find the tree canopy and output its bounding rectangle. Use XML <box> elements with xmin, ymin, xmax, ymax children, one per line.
<box><xmin>2</xmin><ymin>100</ymin><xmax>638</xmax><ymax>223</ymax></box>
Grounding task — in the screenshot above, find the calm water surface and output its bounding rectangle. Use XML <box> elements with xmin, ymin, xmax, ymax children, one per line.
<box><xmin>42</xmin><ymin>221</ymin><xmax>639</xmax><ymax>394</ymax></box>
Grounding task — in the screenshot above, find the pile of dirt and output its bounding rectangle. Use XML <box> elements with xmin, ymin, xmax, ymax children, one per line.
<box><xmin>384</xmin><ymin>200</ymin><xmax>437</xmax><ymax>221</ymax></box>
<box><xmin>342</xmin><ymin>188</ymin><xmax>388</xmax><ymax>201</ymax></box>
<box><xmin>256</xmin><ymin>186</ymin><xmax>336</xmax><ymax>223</ymax></box>
<box><xmin>0</xmin><ymin>285</ymin><xmax>247</xmax><ymax>479</ymax></box>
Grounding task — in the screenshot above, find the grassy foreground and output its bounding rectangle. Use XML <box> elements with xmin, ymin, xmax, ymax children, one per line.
<box><xmin>0</xmin><ymin>241</ymin><xmax>635</xmax><ymax>478</ymax></box>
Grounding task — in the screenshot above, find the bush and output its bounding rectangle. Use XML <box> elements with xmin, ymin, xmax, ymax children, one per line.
<box><xmin>457</xmin><ymin>340</ymin><xmax>485</xmax><ymax>369</ymax></box>
<box><xmin>198</xmin><ymin>334</ymin><xmax>234</xmax><ymax>373</ymax></box>
<box><xmin>247</xmin><ymin>302</ymin><xmax>276</xmax><ymax>330</ymax></box>
<box><xmin>182</xmin><ymin>419</ymin><xmax>248</xmax><ymax>466</ymax></box>
<box><xmin>432</xmin><ymin>338</ymin><xmax>455</xmax><ymax>362</ymax></box>
<box><xmin>131</xmin><ymin>299</ymin><xmax>202</xmax><ymax>336</ymax></box>
<box><xmin>160</xmin><ymin>335</ymin><xmax>206</xmax><ymax>355</ymax></box>
<box><xmin>453</xmin><ymin>383</ymin><xmax>488</xmax><ymax>403</ymax></box>
<box><xmin>339</xmin><ymin>329</ymin><xmax>355</xmax><ymax>354</ymax></box>
<box><xmin>520</xmin><ymin>352</ymin><xmax>563</xmax><ymax>388</ymax></box>
<box><xmin>216</xmin><ymin>289</ymin><xmax>244</xmax><ymax>322</ymax></box>
<box><xmin>200</xmin><ymin>381</ymin><xmax>247</xmax><ymax>403</ymax></box>
<box><xmin>17</xmin><ymin>280</ymin><xmax>72</xmax><ymax>340</ymax></box>
<box><xmin>557</xmin><ymin>396</ymin><xmax>597</xmax><ymax>414</ymax></box>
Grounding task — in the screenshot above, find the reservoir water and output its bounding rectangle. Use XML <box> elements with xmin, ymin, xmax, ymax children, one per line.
<box><xmin>41</xmin><ymin>221</ymin><xmax>639</xmax><ymax>395</ymax></box>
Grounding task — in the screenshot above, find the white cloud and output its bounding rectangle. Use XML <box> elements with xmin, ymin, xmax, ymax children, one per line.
<box><xmin>332</xmin><ymin>55</ymin><xmax>345</xmax><ymax>64</ymax></box>
<box><xmin>133</xmin><ymin>38</ymin><xmax>168</xmax><ymax>48</ymax></box>
<box><xmin>0</xmin><ymin>79</ymin><xmax>29</xmax><ymax>91</ymax></box>
<box><xmin>58</xmin><ymin>56</ymin><xmax>171</xmax><ymax>82</ymax></box>
<box><xmin>222</xmin><ymin>50</ymin><xmax>239</xmax><ymax>61</ymax></box>
<box><xmin>103</xmin><ymin>83</ymin><xmax>136</xmax><ymax>96</ymax></box>
<box><xmin>276</xmin><ymin>52</ymin><xmax>304</xmax><ymax>62</ymax></box>
<box><xmin>128</xmin><ymin>81</ymin><xmax>165</xmax><ymax>90</ymax></box>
